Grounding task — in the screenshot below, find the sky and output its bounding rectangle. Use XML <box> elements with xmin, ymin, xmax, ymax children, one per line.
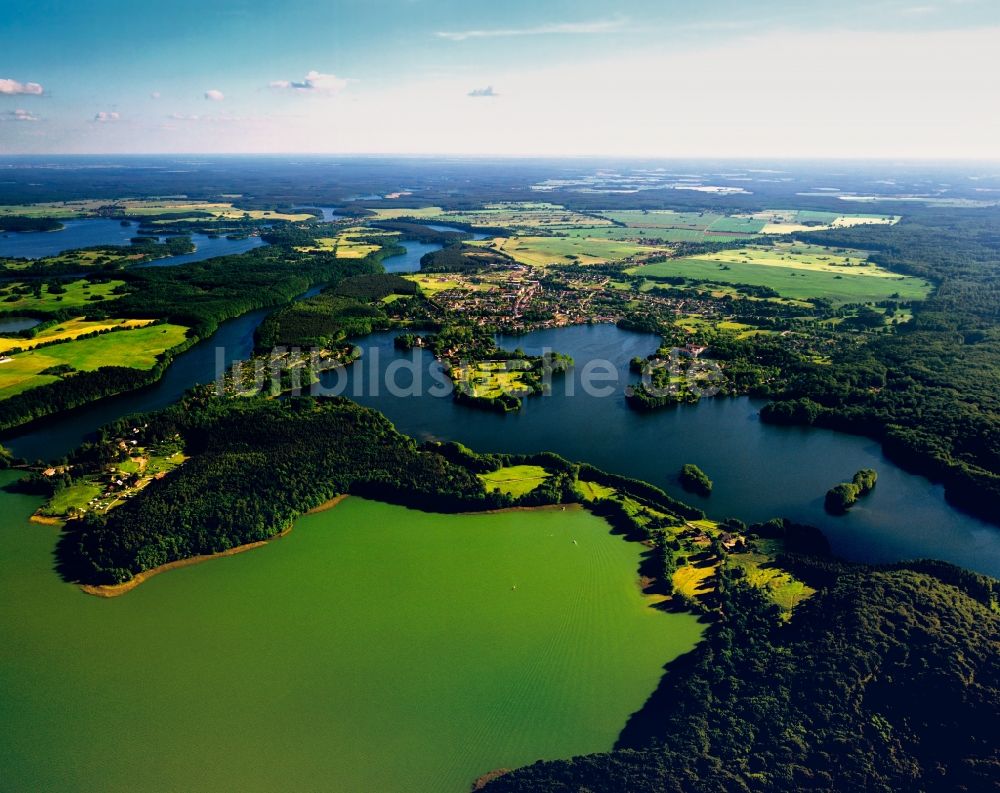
<box><xmin>1</xmin><ymin>0</ymin><xmax>999</xmax><ymax>157</ymax></box>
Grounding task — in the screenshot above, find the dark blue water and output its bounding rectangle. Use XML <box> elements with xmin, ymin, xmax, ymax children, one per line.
<box><xmin>383</xmin><ymin>239</ymin><xmax>443</xmax><ymax>273</ymax></box>
<box><xmin>0</xmin><ymin>219</ymin><xmax>139</xmax><ymax>258</ymax></box>
<box><xmin>424</xmin><ymin>223</ymin><xmax>489</xmax><ymax>241</ymax></box>
<box><xmin>0</xmin><ymin>217</ymin><xmax>265</xmax><ymax>265</ymax></box>
<box><xmin>293</xmin><ymin>206</ymin><xmax>343</xmax><ymax>222</ymax></box>
<box><xmin>0</xmin><ymin>317</ymin><xmax>41</xmax><ymax>333</ymax></box>
<box><xmin>314</xmin><ymin>325</ymin><xmax>1000</xmax><ymax>576</ymax></box>
<box><xmin>133</xmin><ymin>234</ymin><xmax>264</xmax><ymax>267</ymax></box>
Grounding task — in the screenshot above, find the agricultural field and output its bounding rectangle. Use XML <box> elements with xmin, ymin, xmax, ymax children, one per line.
<box><xmin>0</xmin><ymin>279</ymin><xmax>127</xmax><ymax>312</ymax></box>
<box><xmin>0</xmin><ymin>322</ymin><xmax>188</xmax><ymax>399</ymax></box>
<box><xmin>591</xmin><ymin>208</ymin><xmax>897</xmax><ymax>241</ymax></box>
<box><xmin>405</xmin><ymin>273</ymin><xmax>490</xmax><ymax>296</ymax></box>
<box><xmin>478</xmin><ymin>465</ymin><xmax>551</xmax><ymax>497</ymax></box>
<box><xmin>629</xmin><ymin>243</ymin><xmax>931</xmax><ymax>304</ymax></box>
<box><xmin>295</xmin><ymin>226</ymin><xmax>397</xmax><ymax>258</ymax></box>
<box><xmin>0</xmin><ymin>199</ymin><xmax>313</xmax><ymax>222</ymax></box>
<box><xmin>478</xmin><ymin>235</ymin><xmax>666</xmax><ymax>267</ymax></box>
<box><xmin>0</xmin><ymin>317</ymin><xmax>155</xmax><ymax>353</ymax></box>
<box><xmin>370</xmin><ymin>202</ymin><xmax>610</xmax><ymax>230</ymax></box>
<box><xmin>746</xmin><ymin>208</ymin><xmax>899</xmax><ymax>234</ymax></box>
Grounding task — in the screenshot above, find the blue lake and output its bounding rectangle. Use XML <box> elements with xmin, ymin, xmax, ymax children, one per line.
<box><xmin>0</xmin><ymin>218</ymin><xmax>265</xmax><ymax>265</ymax></box>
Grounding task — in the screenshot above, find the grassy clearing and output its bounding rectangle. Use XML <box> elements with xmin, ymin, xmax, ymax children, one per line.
<box><xmin>673</xmin><ymin>560</ymin><xmax>717</xmax><ymax>598</ymax></box>
<box><xmin>574</xmin><ymin>480</ymin><xmax>617</xmax><ymax>501</ymax></box>
<box><xmin>729</xmin><ymin>551</ymin><xmax>816</xmax><ymax>615</ymax></box>
<box><xmin>478</xmin><ymin>465</ymin><xmax>552</xmax><ymax>497</ymax></box>
<box><xmin>0</xmin><ymin>323</ymin><xmax>189</xmax><ymax>399</ymax></box>
<box><xmin>452</xmin><ymin>360</ymin><xmax>535</xmax><ymax>398</ymax></box>
<box><xmin>0</xmin><ymin>280</ymin><xmax>127</xmax><ymax>313</ymax></box>
<box><xmin>630</xmin><ymin>243</ymin><xmax>931</xmax><ymax>304</ymax></box>
<box><xmin>0</xmin><ymin>318</ymin><xmax>155</xmax><ymax>352</ymax></box>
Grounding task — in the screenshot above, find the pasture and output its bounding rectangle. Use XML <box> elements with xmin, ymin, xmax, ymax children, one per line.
<box><xmin>481</xmin><ymin>235</ymin><xmax>664</xmax><ymax>267</ymax></box>
<box><xmin>629</xmin><ymin>244</ymin><xmax>931</xmax><ymax>304</ymax></box>
<box><xmin>0</xmin><ymin>279</ymin><xmax>128</xmax><ymax>312</ymax></box>
<box><xmin>0</xmin><ymin>317</ymin><xmax>155</xmax><ymax>353</ymax></box>
<box><xmin>574</xmin><ymin>480</ymin><xmax>617</xmax><ymax>501</ymax></box>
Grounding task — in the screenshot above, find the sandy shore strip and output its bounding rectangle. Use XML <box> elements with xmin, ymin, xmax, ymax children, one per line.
<box><xmin>79</xmin><ymin>524</ymin><xmax>294</xmax><ymax>598</ymax></box>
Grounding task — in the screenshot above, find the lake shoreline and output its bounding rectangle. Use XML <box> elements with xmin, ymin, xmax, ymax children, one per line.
<box><xmin>77</xmin><ymin>496</ymin><xmax>585</xmax><ymax>598</ymax></box>
<box><xmin>79</xmin><ymin>524</ymin><xmax>293</xmax><ymax>598</ymax></box>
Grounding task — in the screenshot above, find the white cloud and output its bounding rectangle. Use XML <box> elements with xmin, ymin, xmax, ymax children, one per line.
<box><xmin>0</xmin><ymin>78</ymin><xmax>44</xmax><ymax>95</ymax></box>
<box><xmin>468</xmin><ymin>86</ymin><xmax>498</xmax><ymax>98</ymax></box>
<box><xmin>150</xmin><ymin>91</ymin><xmax>161</xmax><ymax>99</ymax></box>
<box><xmin>437</xmin><ymin>17</ymin><xmax>625</xmax><ymax>41</ymax></box>
<box><xmin>204</xmin><ymin>89</ymin><xmax>225</xmax><ymax>101</ymax></box>
<box><xmin>3</xmin><ymin>108</ymin><xmax>39</xmax><ymax>122</ymax></box>
<box><xmin>93</xmin><ymin>111</ymin><xmax>120</xmax><ymax>122</ymax></box>
<box><xmin>269</xmin><ymin>70</ymin><xmax>350</xmax><ymax>94</ymax></box>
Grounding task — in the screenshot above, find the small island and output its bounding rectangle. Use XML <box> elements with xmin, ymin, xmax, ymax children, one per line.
<box><xmin>825</xmin><ymin>468</ymin><xmax>878</xmax><ymax>514</ymax></box>
<box><xmin>679</xmin><ymin>463</ymin><xmax>713</xmax><ymax>496</ymax></box>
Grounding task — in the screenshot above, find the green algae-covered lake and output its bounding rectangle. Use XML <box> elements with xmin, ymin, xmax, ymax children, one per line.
<box><xmin>0</xmin><ymin>473</ymin><xmax>703</xmax><ymax>792</ymax></box>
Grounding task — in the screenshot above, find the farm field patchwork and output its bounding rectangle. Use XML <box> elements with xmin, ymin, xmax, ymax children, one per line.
<box><xmin>0</xmin><ymin>317</ymin><xmax>156</xmax><ymax>353</ymax></box>
<box><xmin>0</xmin><ymin>322</ymin><xmax>189</xmax><ymax>399</ymax></box>
<box><xmin>0</xmin><ymin>200</ymin><xmax>313</xmax><ymax>222</ymax></box>
<box><xmin>628</xmin><ymin>243</ymin><xmax>931</xmax><ymax>304</ymax></box>
<box><xmin>370</xmin><ymin>202</ymin><xmax>610</xmax><ymax>230</ymax></box>
<box><xmin>295</xmin><ymin>226</ymin><xmax>398</xmax><ymax>258</ymax></box>
<box><xmin>478</xmin><ymin>235</ymin><xmax>666</xmax><ymax>267</ymax></box>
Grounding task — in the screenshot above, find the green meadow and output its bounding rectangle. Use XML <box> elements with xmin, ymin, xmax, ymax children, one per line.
<box><xmin>0</xmin><ymin>279</ymin><xmax>128</xmax><ymax>313</ymax></box>
<box><xmin>484</xmin><ymin>235</ymin><xmax>664</xmax><ymax>267</ymax></box>
<box><xmin>630</xmin><ymin>244</ymin><xmax>931</xmax><ymax>304</ymax></box>
<box><xmin>0</xmin><ymin>484</ymin><xmax>703</xmax><ymax>793</ymax></box>
<box><xmin>478</xmin><ymin>464</ymin><xmax>551</xmax><ymax>496</ymax></box>
<box><xmin>0</xmin><ymin>323</ymin><xmax>189</xmax><ymax>399</ymax></box>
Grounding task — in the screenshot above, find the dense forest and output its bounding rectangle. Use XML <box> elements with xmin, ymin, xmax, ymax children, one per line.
<box><xmin>484</xmin><ymin>560</ymin><xmax>1000</xmax><ymax>793</ymax></box>
<box><xmin>57</xmin><ymin>395</ymin><xmax>497</xmax><ymax>584</ymax></box>
<box><xmin>253</xmin><ymin>272</ymin><xmax>416</xmax><ymax>349</ymax></box>
<box><xmin>0</xmin><ymin>216</ymin><xmax>63</xmax><ymax>232</ymax></box>
<box><xmin>420</xmin><ymin>242</ymin><xmax>514</xmax><ymax>273</ymax></box>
